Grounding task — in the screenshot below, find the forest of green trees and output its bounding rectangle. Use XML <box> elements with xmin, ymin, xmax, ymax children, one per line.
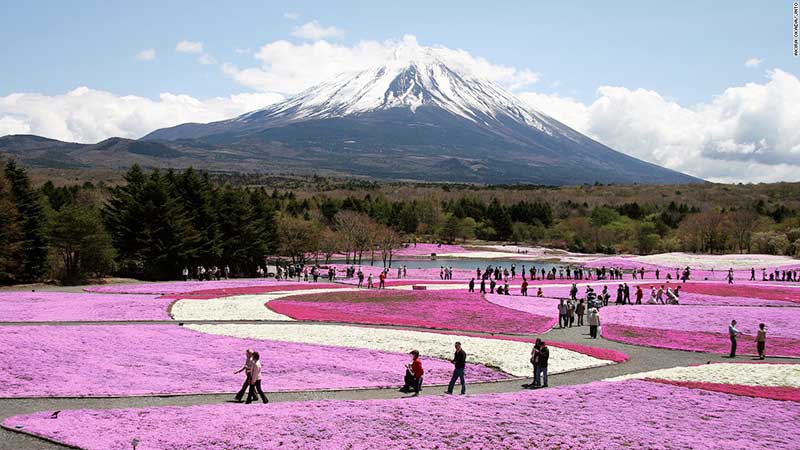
<box><xmin>2</xmin><ymin>161</ymin><xmax>799</xmax><ymax>285</ymax></box>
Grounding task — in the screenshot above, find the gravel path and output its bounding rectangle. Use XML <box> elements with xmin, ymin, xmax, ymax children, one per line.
<box><xmin>3</xmin><ymin>320</ymin><xmax>796</xmax><ymax>450</ymax></box>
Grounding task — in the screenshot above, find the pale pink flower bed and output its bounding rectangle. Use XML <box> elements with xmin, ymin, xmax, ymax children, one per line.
<box><xmin>680</xmin><ymin>283</ymin><xmax>800</xmax><ymax>304</ymax></box>
<box><xmin>268</xmin><ymin>289</ymin><xmax>554</xmax><ymax>334</ymax></box>
<box><xmin>602</xmin><ymin>305</ymin><xmax>800</xmax><ymax>357</ymax></box>
<box><xmin>484</xmin><ymin>293</ymin><xmax>561</xmax><ymax>319</ymax></box>
<box><xmin>0</xmin><ymin>291</ymin><xmax>172</xmax><ymax>322</ymax></box>
<box><xmin>0</xmin><ymin>325</ymin><xmax>506</xmax><ymax>397</ymax></box>
<box><xmin>679</xmin><ymin>292</ymin><xmax>791</xmax><ymax>307</ymax></box>
<box><xmin>603</xmin><ymin>325</ymin><xmax>800</xmax><ymax>357</ymax></box>
<box><xmin>5</xmin><ymin>380</ymin><xmax>798</xmax><ymax>450</ymax></box>
<box><xmin>85</xmin><ymin>279</ymin><xmax>319</xmax><ymax>295</ymax></box>
<box><xmin>603</xmin><ymin>305</ymin><xmax>800</xmax><ymax>338</ymax></box>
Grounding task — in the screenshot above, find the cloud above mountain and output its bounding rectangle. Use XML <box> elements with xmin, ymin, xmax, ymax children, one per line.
<box><xmin>0</xmin><ymin>88</ymin><xmax>282</xmax><ymax>143</ymax></box>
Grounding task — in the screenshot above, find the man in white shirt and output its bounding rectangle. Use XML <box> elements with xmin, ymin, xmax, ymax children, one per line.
<box><xmin>729</xmin><ymin>320</ymin><xmax>741</xmax><ymax>358</ymax></box>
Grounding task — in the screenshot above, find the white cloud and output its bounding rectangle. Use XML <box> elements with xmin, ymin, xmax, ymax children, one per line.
<box><xmin>0</xmin><ymin>115</ymin><xmax>31</xmax><ymax>136</ymax></box>
<box><xmin>136</xmin><ymin>48</ymin><xmax>156</xmax><ymax>61</ymax></box>
<box><xmin>176</xmin><ymin>40</ymin><xmax>204</xmax><ymax>54</ymax></box>
<box><xmin>283</xmin><ymin>12</ymin><xmax>300</xmax><ymax>20</ymax></box>
<box><xmin>520</xmin><ymin>69</ymin><xmax>800</xmax><ymax>183</ymax></box>
<box><xmin>197</xmin><ymin>53</ymin><xmax>217</xmax><ymax>65</ymax></box>
<box><xmin>223</xmin><ymin>34</ymin><xmax>538</xmax><ymax>95</ymax></box>
<box><xmin>290</xmin><ymin>20</ymin><xmax>345</xmax><ymax>40</ymax></box>
<box><xmin>0</xmin><ymin>87</ymin><xmax>283</xmax><ymax>143</ymax></box>
<box><xmin>745</xmin><ymin>57</ymin><xmax>763</xmax><ymax>68</ymax></box>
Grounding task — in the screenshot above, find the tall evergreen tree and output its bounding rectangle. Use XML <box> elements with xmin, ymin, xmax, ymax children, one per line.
<box><xmin>104</xmin><ymin>166</ymin><xmax>200</xmax><ymax>280</ymax></box>
<box><xmin>0</xmin><ymin>171</ymin><xmax>22</xmax><ymax>283</ymax></box>
<box><xmin>4</xmin><ymin>160</ymin><xmax>48</xmax><ymax>281</ymax></box>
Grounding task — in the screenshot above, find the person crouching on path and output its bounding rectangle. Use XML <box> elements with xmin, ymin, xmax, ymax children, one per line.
<box><xmin>245</xmin><ymin>351</ymin><xmax>269</xmax><ymax>404</ymax></box>
<box><xmin>409</xmin><ymin>350</ymin><xmax>424</xmax><ymax>395</ymax></box>
<box><xmin>756</xmin><ymin>323</ymin><xmax>767</xmax><ymax>360</ymax></box>
<box><xmin>233</xmin><ymin>349</ymin><xmax>254</xmax><ymax>402</ymax></box>
<box><xmin>446</xmin><ymin>342</ymin><xmax>467</xmax><ymax>395</ymax></box>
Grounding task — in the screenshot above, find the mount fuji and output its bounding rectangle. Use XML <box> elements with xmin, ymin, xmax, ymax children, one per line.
<box><xmin>1</xmin><ymin>44</ymin><xmax>701</xmax><ymax>185</ymax></box>
<box><xmin>143</xmin><ymin>45</ymin><xmax>699</xmax><ymax>184</ymax></box>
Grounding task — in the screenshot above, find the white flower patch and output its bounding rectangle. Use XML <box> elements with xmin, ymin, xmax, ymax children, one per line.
<box><xmin>186</xmin><ymin>323</ymin><xmax>613</xmax><ymax>377</ymax></box>
<box><xmin>629</xmin><ymin>253</ymin><xmax>799</xmax><ymax>270</ymax></box>
<box><xmin>170</xmin><ymin>288</ymin><xmax>356</xmax><ymax>321</ymax></box>
<box><xmin>606</xmin><ymin>363</ymin><xmax>800</xmax><ymax>387</ymax></box>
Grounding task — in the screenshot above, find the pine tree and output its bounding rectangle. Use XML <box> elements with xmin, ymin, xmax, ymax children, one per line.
<box><xmin>0</xmin><ymin>171</ymin><xmax>22</xmax><ymax>283</ymax></box>
<box><xmin>4</xmin><ymin>160</ymin><xmax>48</xmax><ymax>281</ymax></box>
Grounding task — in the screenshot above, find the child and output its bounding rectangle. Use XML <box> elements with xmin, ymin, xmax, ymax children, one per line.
<box><xmin>756</xmin><ymin>323</ymin><xmax>767</xmax><ymax>360</ymax></box>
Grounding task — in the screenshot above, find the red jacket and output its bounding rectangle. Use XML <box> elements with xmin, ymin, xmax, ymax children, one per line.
<box><xmin>411</xmin><ymin>358</ymin><xmax>424</xmax><ymax>378</ymax></box>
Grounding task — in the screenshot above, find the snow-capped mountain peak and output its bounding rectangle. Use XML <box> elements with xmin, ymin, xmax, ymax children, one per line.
<box><xmin>236</xmin><ymin>43</ymin><xmax>555</xmax><ymax>135</ymax></box>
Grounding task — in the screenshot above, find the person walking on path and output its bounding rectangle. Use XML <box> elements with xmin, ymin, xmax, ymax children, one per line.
<box><xmin>445</xmin><ymin>342</ymin><xmax>467</xmax><ymax>395</ymax></box>
<box><xmin>567</xmin><ymin>299</ymin><xmax>576</xmax><ymax>327</ymax></box>
<box><xmin>729</xmin><ymin>320</ymin><xmax>741</xmax><ymax>358</ymax></box>
<box><xmin>527</xmin><ymin>339</ymin><xmax>542</xmax><ymax>389</ymax></box>
<box><xmin>756</xmin><ymin>323</ymin><xmax>767</xmax><ymax>360</ymax></box>
<box><xmin>480</xmin><ymin>278</ymin><xmax>486</xmax><ymax>294</ymax></box>
<box><xmin>588</xmin><ymin>307</ymin><xmax>600</xmax><ymax>339</ymax></box>
<box><xmin>623</xmin><ymin>283</ymin><xmax>630</xmax><ymax>304</ymax></box>
<box><xmin>576</xmin><ymin>299</ymin><xmax>586</xmax><ymax>326</ymax></box>
<box><xmin>379</xmin><ymin>271</ymin><xmax>386</xmax><ymax>289</ymax></box>
<box><xmin>521</xmin><ymin>278</ymin><xmax>528</xmax><ymax>296</ymax></box>
<box><xmin>468</xmin><ymin>278</ymin><xmax>475</xmax><ymax>293</ymax></box>
<box><xmin>245</xmin><ymin>351</ymin><xmax>268</xmax><ymax>404</ymax></box>
<box><xmin>537</xmin><ymin>341</ymin><xmax>550</xmax><ymax>388</ymax></box>
<box><xmin>558</xmin><ymin>299</ymin><xmax>568</xmax><ymax>328</ymax></box>
<box><xmin>569</xmin><ymin>283</ymin><xmax>578</xmax><ymax>301</ymax></box>
<box><xmin>635</xmin><ymin>285</ymin><xmax>643</xmax><ymax>304</ymax></box>
<box><xmin>233</xmin><ymin>349</ymin><xmax>254</xmax><ymax>402</ymax></box>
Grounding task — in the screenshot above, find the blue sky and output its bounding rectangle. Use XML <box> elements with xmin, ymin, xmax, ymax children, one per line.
<box><xmin>1</xmin><ymin>1</ymin><xmax>794</xmax><ymax>104</ymax></box>
<box><xmin>1</xmin><ymin>1</ymin><xmax>799</xmax><ymax>183</ymax></box>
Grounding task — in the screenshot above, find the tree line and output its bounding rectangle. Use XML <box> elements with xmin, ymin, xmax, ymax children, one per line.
<box><xmin>2</xmin><ymin>161</ymin><xmax>799</xmax><ymax>285</ymax></box>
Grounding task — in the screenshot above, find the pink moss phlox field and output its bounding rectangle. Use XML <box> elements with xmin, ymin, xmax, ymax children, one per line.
<box><xmin>603</xmin><ymin>324</ymin><xmax>800</xmax><ymax>357</ymax></box>
<box><xmin>0</xmin><ymin>325</ymin><xmax>507</xmax><ymax>397</ymax></box>
<box><xmin>268</xmin><ymin>289</ymin><xmax>554</xmax><ymax>334</ymax></box>
<box><xmin>85</xmin><ymin>279</ymin><xmax>323</xmax><ymax>295</ymax></box>
<box><xmin>645</xmin><ymin>378</ymin><xmax>800</xmax><ymax>402</ymax></box>
<box><xmin>678</xmin><ymin>292</ymin><xmax>792</xmax><ymax>307</ymax></box>
<box><xmin>680</xmin><ymin>283</ymin><xmax>800</xmax><ymax>304</ymax></box>
<box><xmin>0</xmin><ymin>291</ymin><xmax>172</xmax><ymax>322</ymax></box>
<box><xmin>6</xmin><ymin>380</ymin><xmax>799</xmax><ymax>450</ymax></box>
<box><xmin>602</xmin><ymin>304</ymin><xmax>800</xmax><ymax>339</ymax></box>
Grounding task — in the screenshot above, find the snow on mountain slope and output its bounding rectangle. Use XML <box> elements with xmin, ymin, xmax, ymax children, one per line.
<box><xmin>145</xmin><ymin>40</ymin><xmax>582</xmax><ymax>143</ymax></box>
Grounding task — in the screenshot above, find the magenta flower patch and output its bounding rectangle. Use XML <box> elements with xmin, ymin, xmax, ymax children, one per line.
<box><xmin>268</xmin><ymin>289</ymin><xmax>555</xmax><ymax>334</ymax></box>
